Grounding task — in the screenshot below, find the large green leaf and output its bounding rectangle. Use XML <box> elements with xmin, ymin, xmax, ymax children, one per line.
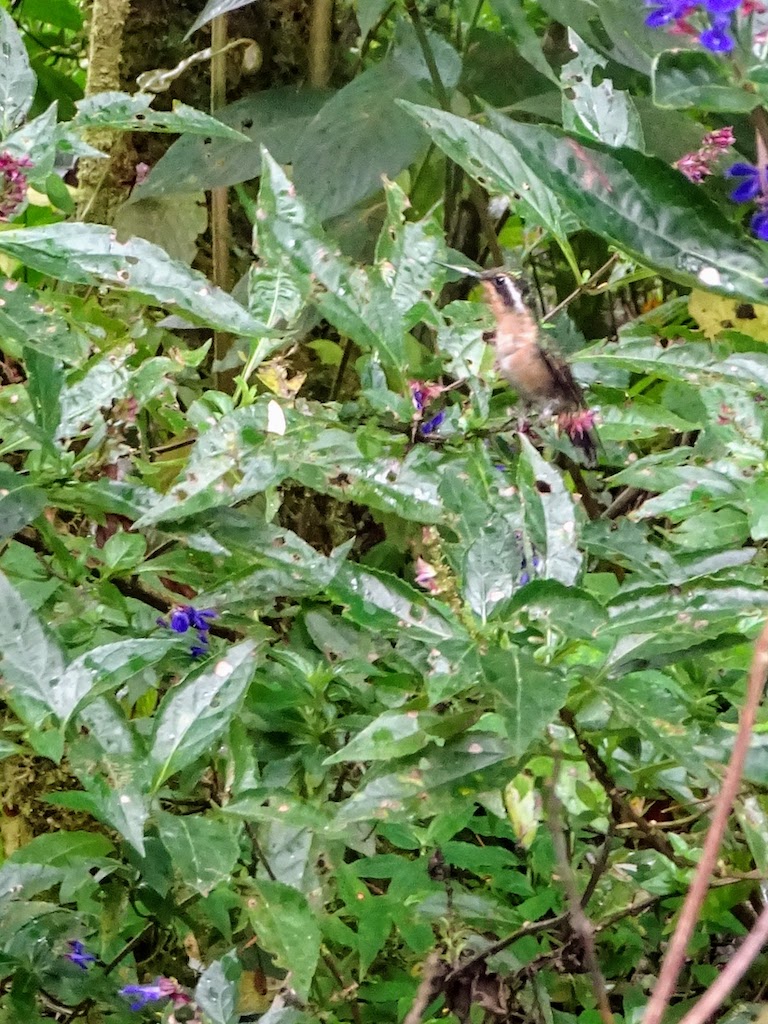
<box><xmin>156</xmin><ymin>812</ymin><xmax>242</xmax><ymax>895</ymax></box>
<box><xmin>652</xmin><ymin>50</ymin><xmax>758</xmax><ymax>113</ymax></box>
<box><xmin>0</xmin><ymin>224</ymin><xmax>270</xmax><ymax>336</ymax></box>
<box><xmin>133</xmin><ymin>88</ymin><xmax>331</xmax><ymax>200</ymax></box>
<box><xmin>150</xmin><ymin>640</ymin><xmax>259</xmax><ymax>787</ymax></box>
<box><xmin>0</xmin><ymin>467</ymin><xmax>46</xmax><ymax>540</ymax></box>
<box><xmin>562</xmin><ymin>32</ymin><xmax>644</xmax><ymax>148</ymax></box>
<box><xmin>195</xmin><ymin>951</ymin><xmax>242</xmax><ymax>1024</ymax></box>
<box><xmin>398</xmin><ymin>101</ymin><xmax>580</xmax><ymax>272</ymax></box>
<box><xmin>293</xmin><ymin>58</ymin><xmax>432</xmax><ymax>221</ymax></box>
<box><xmin>0</xmin><ymin>9</ymin><xmax>35</xmax><ymax>136</ymax></box>
<box><xmin>480</xmin><ymin>115</ymin><xmax>768</xmax><ymax>304</ymax></box>
<box><xmin>246</xmin><ymin>880</ymin><xmax>320</xmax><ymax>999</ymax></box>
<box><xmin>72</xmin><ymin>92</ymin><xmax>251</xmax><ymax>139</ymax></box>
<box><xmin>0</xmin><ymin>570</ymin><xmax>67</xmax><ymax>729</ymax></box>
<box><xmin>482</xmin><ymin>646</ymin><xmax>571</xmax><ymax>760</ymax></box>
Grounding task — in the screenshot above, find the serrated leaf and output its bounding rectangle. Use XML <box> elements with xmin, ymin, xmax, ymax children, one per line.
<box><xmin>0</xmin><ymin>9</ymin><xmax>36</xmax><ymax>136</ymax></box>
<box><xmin>477</xmin><ymin>116</ymin><xmax>768</xmax><ymax>304</ymax></box>
<box><xmin>73</xmin><ymin>92</ymin><xmax>251</xmax><ymax>139</ymax></box>
<box><xmin>246</xmin><ymin>880</ymin><xmax>320</xmax><ymax>998</ymax></box>
<box><xmin>0</xmin><ymin>224</ymin><xmax>269</xmax><ymax>336</ymax></box>
<box><xmin>482</xmin><ymin>646</ymin><xmax>570</xmax><ymax>759</ymax></box>
<box><xmin>150</xmin><ymin>641</ymin><xmax>258</xmax><ymax>787</ymax></box>
<box><xmin>157</xmin><ymin>812</ymin><xmax>241</xmax><ymax>895</ymax></box>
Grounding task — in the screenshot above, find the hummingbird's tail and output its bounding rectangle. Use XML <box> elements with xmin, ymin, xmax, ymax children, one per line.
<box><xmin>558</xmin><ymin>408</ymin><xmax>599</xmax><ymax>466</ymax></box>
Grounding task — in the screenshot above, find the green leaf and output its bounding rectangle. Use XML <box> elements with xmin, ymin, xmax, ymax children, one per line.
<box><xmin>562</xmin><ymin>32</ymin><xmax>644</xmax><ymax>148</ymax></box>
<box><xmin>0</xmin><ymin>224</ymin><xmax>270</xmax><ymax>336</ymax></box>
<box><xmin>256</xmin><ymin>150</ymin><xmax>411</xmax><ymax>382</ymax></box>
<box><xmin>101</xmin><ymin>531</ymin><xmax>147</xmax><ymax>575</ymax></box>
<box><xmin>73</xmin><ymin>92</ymin><xmax>251</xmax><ymax>139</ymax></box>
<box><xmin>133</xmin><ymin>87</ymin><xmax>330</xmax><ymax>200</ymax></box>
<box><xmin>150</xmin><ymin>640</ymin><xmax>259</xmax><ymax>787</ymax></box>
<box><xmin>482</xmin><ymin>646</ymin><xmax>570</xmax><ymax>760</ymax></box>
<box><xmin>0</xmin><ymin>275</ymin><xmax>86</xmax><ymax>364</ymax></box>
<box><xmin>8</xmin><ymin>830</ymin><xmax>113</xmax><ymax>866</ymax></box>
<box><xmin>324</xmin><ymin>710</ymin><xmax>438</xmax><ymax>764</ymax></box>
<box><xmin>185</xmin><ymin>0</ymin><xmax>259</xmax><ymax>36</ymax></box>
<box><xmin>487</xmin><ymin>0</ymin><xmax>558</xmax><ymax>83</ymax></box>
<box><xmin>195</xmin><ymin>951</ymin><xmax>242</xmax><ymax>1024</ymax></box>
<box><xmin>461</xmin><ymin>520</ymin><xmax>521</xmax><ymax>623</ymax></box>
<box><xmin>0</xmin><ymin>467</ymin><xmax>46</xmax><ymax>540</ymax></box>
<box><xmin>0</xmin><ymin>570</ymin><xmax>67</xmax><ymax>728</ymax></box>
<box><xmin>517</xmin><ymin>437</ymin><xmax>581</xmax><ymax>587</ymax></box>
<box><xmin>0</xmin><ymin>9</ymin><xmax>35</xmax><ymax>135</ymax></box>
<box><xmin>246</xmin><ymin>880</ymin><xmax>320</xmax><ymax>999</ymax></box>
<box><xmin>157</xmin><ymin>812</ymin><xmax>242</xmax><ymax>895</ymax></box>
<box><xmin>478</xmin><ymin>116</ymin><xmax>768</xmax><ymax>304</ymax></box>
<box><xmin>652</xmin><ymin>50</ymin><xmax>758</xmax><ymax>113</ymax></box>
<box><xmin>398</xmin><ymin>101</ymin><xmax>580</xmax><ymax>273</ymax></box>
<box><xmin>293</xmin><ymin>59</ymin><xmax>431</xmax><ymax>221</ymax></box>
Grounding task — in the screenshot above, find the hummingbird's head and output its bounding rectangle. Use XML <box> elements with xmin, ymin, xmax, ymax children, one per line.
<box><xmin>478</xmin><ymin>268</ymin><xmax>529</xmax><ymax>313</ymax></box>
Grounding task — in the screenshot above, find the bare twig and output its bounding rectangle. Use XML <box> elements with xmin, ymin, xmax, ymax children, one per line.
<box><xmin>540</xmin><ymin>254</ymin><xmax>619</xmax><ymax>325</ymax></box>
<box><xmin>403</xmin><ymin>951</ymin><xmax>446</xmax><ymax>1024</ymax></box>
<box><xmin>677</xmin><ymin>902</ymin><xmax>768</xmax><ymax>1024</ymax></box>
<box><xmin>446</xmin><ymin>914</ymin><xmax>569</xmax><ymax>982</ymax></box>
<box><xmin>642</xmin><ymin>618</ymin><xmax>768</xmax><ymax>1024</ymax></box>
<box><xmin>546</xmin><ymin>754</ymin><xmax>615</xmax><ymax>1024</ymax></box>
<box><xmin>211</xmin><ymin>14</ymin><xmax>231</xmax><ymax>386</ymax></box>
<box><xmin>559</xmin><ymin>709</ymin><xmax>682</xmax><ymax>864</ymax></box>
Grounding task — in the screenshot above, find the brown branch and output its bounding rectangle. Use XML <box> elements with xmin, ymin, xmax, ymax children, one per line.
<box><xmin>642</xmin><ymin>618</ymin><xmax>768</xmax><ymax>1024</ymax></box>
<box><xmin>403</xmin><ymin>951</ymin><xmax>446</xmax><ymax>1024</ymax></box>
<box><xmin>676</xmin><ymin>902</ymin><xmax>768</xmax><ymax>1024</ymax></box>
<box><xmin>559</xmin><ymin>708</ymin><xmax>682</xmax><ymax>864</ymax></box>
<box><xmin>546</xmin><ymin>755</ymin><xmax>615</xmax><ymax>1024</ymax></box>
<box><xmin>210</xmin><ymin>14</ymin><xmax>231</xmax><ymax>387</ymax></box>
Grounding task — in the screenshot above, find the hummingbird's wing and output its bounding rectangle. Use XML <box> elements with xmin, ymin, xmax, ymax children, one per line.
<box><xmin>536</xmin><ymin>344</ymin><xmax>585</xmax><ymax>410</ymax></box>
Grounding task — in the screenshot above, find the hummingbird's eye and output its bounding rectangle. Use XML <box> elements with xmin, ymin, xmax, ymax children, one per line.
<box><xmin>493</xmin><ymin>275</ymin><xmax>506</xmax><ymax>288</ymax></box>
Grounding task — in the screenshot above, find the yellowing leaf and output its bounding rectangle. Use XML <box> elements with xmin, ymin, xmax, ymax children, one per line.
<box><xmin>689</xmin><ymin>289</ymin><xmax>768</xmax><ymax>341</ymax></box>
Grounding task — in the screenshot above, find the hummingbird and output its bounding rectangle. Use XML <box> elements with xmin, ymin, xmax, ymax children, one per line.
<box><xmin>471</xmin><ymin>267</ymin><xmax>598</xmax><ymax>464</ymax></box>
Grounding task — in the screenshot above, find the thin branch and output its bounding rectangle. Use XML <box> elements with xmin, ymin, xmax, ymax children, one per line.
<box><xmin>559</xmin><ymin>708</ymin><xmax>683</xmax><ymax>864</ymax></box>
<box><xmin>445</xmin><ymin>913</ymin><xmax>569</xmax><ymax>982</ymax></box>
<box><xmin>309</xmin><ymin>0</ymin><xmax>334</xmax><ymax>86</ymax></box>
<box><xmin>642</xmin><ymin>618</ymin><xmax>768</xmax><ymax>1024</ymax></box>
<box><xmin>403</xmin><ymin>951</ymin><xmax>446</xmax><ymax>1024</ymax></box>
<box><xmin>211</xmin><ymin>14</ymin><xmax>231</xmax><ymax>386</ymax></box>
<box><xmin>677</xmin><ymin>902</ymin><xmax>768</xmax><ymax>1024</ymax></box>
<box><xmin>540</xmin><ymin>254</ymin><xmax>619</xmax><ymax>325</ymax></box>
<box><xmin>546</xmin><ymin>755</ymin><xmax>615</xmax><ymax>1024</ymax></box>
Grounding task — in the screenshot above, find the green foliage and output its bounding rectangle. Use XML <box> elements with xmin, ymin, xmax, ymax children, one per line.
<box><xmin>3</xmin><ymin>1</ymin><xmax>768</xmax><ymax>1023</ymax></box>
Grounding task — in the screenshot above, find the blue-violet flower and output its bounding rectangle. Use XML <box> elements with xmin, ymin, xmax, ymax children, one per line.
<box><xmin>120</xmin><ymin>977</ymin><xmax>191</xmax><ymax>1011</ymax></box>
<box><xmin>158</xmin><ymin>605</ymin><xmax>217</xmax><ymax>657</ymax></box>
<box><xmin>64</xmin><ymin>940</ymin><xmax>96</xmax><ymax>971</ymax></box>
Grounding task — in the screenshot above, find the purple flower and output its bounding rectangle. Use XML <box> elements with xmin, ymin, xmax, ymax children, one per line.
<box><xmin>702</xmin><ymin>0</ymin><xmax>740</xmax><ymax>11</ymax></box>
<box><xmin>751</xmin><ymin>209</ymin><xmax>768</xmax><ymax>239</ymax></box>
<box><xmin>64</xmin><ymin>940</ymin><xmax>96</xmax><ymax>971</ymax></box>
<box><xmin>120</xmin><ymin>977</ymin><xmax>192</xmax><ymax>1011</ymax></box>
<box><xmin>644</xmin><ymin>0</ymin><xmax>690</xmax><ymax>26</ymax></box>
<box><xmin>726</xmin><ymin>162</ymin><xmax>763</xmax><ymax>201</ymax></box>
<box><xmin>0</xmin><ymin>152</ymin><xmax>32</xmax><ymax>221</ymax></box>
<box><xmin>421</xmin><ymin>410</ymin><xmax>446</xmax><ymax>435</ymax></box>
<box><xmin>158</xmin><ymin>605</ymin><xmax>217</xmax><ymax>657</ymax></box>
<box><xmin>700</xmin><ymin>14</ymin><xmax>735</xmax><ymax>50</ymax></box>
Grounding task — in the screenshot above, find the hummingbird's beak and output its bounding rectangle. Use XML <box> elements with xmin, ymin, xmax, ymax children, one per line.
<box><xmin>433</xmin><ymin>259</ymin><xmax>482</xmax><ymax>278</ymax></box>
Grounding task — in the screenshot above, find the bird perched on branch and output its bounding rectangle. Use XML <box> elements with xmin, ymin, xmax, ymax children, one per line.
<box><xmin>471</xmin><ymin>267</ymin><xmax>598</xmax><ymax>464</ymax></box>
